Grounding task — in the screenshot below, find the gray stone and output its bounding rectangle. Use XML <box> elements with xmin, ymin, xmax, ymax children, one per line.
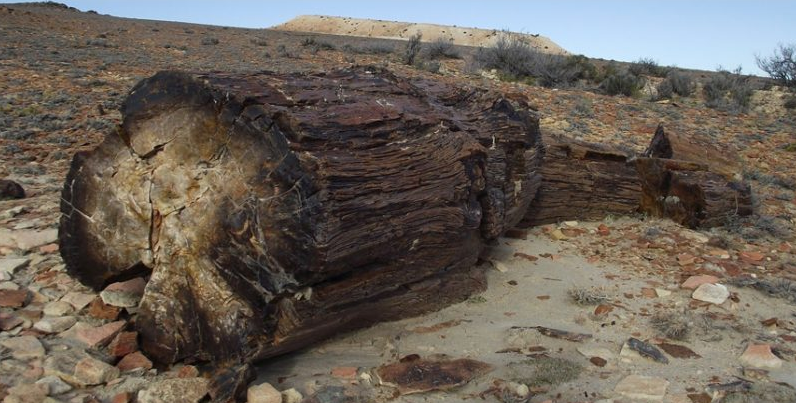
<box><xmin>100</xmin><ymin>278</ymin><xmax>146</xmax><ymax>308</ymax></box>
<box><xmin>1</xmin><ymin>335</ymin><xmax>45</xmax><ymax>360</ymax></box>
<box><xmin>36</xmin><ymin>375</ymin><xmax>74</xmax><ymax>395</ymax></box>
<box><xmin>44</xmin><ymin>351</ymin><xmax>119</xmax><ymax>386</ymax></box>
<box><xmin>43</xmin><ymin>301</ymin><xmax>75</xmax><ymax>316</ymax></box>
<box><xmin>5</xmin><ymin>382</ymin><xmax>49</xmax><ymax>403</ymax></box>
<box><xmin>0</xmin><ymin>258</ymin><xmax>30</xmax><ymax>274</ymax></box>
<box><xmin>137</xmin><ymin>378</ymin><xmax>209</xmax><ymax>403</ymax></box>
<box><xmin>12</xmin><ymin>229</ymin><xmax>58</xmax><ymax>250</ymax></box>
<box><xmin>0</xmin><ymin>281</ymin><xmax>21</xmax><ymax>290</ymax></box>
<box><xmin>34</xmin><ymin>316</ymin><xmax>77</xmax><ymax>334</ymax></box>
<box><xmin>59</xmin><ymin>292</ymin><xmax>96</xmax><ymax>311</ymax></box>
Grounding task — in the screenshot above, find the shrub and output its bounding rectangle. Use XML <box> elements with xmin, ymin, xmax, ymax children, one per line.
<box><xmin>784</xmin><ymin>95</ymin><xmax>796</xmax><ymax>109</ymax></box>
<box><xmin>629</xmin><ymin>57</ymin><xmax>669</xmax><ymax>77</ymax></box>
<box><xmin>656</xmin><ymin>70</ymin><xmax>694</xmax><ymax>99</ymax></box>
<box><xmin>564</xmin><ymin>54</ymin><xmax>599</xmax><ymax>82</ymax></box>
<box><xmin>301</xmin><ymin>37</ymin><xmax>335</xmax><ymax>52</ymax></box>
<box><xmin>600</xmin><ymin>68</ymin><xmax>644</xmax><ymax>96</ymax></box>
<box><xmin>756</xmin><ymin>44</ymin><xmax>796</xmax><ymax>89</ymax></box>
<box><xmin>201</xmin><ymin>37</ymin><xmax>219</xmax><ymax>46</ymax></box>
<box><xmin>342</xmin><ymin>43</ymin><xmax>394</xmax><ymax>55</ymax></box>
<box><xmin>703</xmin><ymin>67</ymin><xmax>754</xmax><ymax>111</ymax></box>
<box><xmin>402</xmin><ymin>32</ymin><xmax>423</xmax><ymax>65</ymax></box>
<box><xmin>425</xmin><ymin>37</ymin><xmax>459</xmax><ymax>59</ymax></box>
<box><xmin>474</xmin><ymin>32</ymin><xmax>580</xmax><ymax>87</ymax></box>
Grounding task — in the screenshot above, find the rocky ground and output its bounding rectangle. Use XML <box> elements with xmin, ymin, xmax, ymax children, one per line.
<box><xmin>1</xmin><ymin>2</ymin><xmax>795</xmax><ymax>403</ymax></box>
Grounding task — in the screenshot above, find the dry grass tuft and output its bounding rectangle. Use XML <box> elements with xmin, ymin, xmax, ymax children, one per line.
<box><xmin>568</xmin><ymin>287</ymin><xmax>608</xmax><ymax>306</ymax></box>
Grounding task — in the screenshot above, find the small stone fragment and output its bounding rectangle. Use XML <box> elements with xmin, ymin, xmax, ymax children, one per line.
<box><xmin>247</xmin><ymin>382</ymin><xmax>281</xmax><ymax>403</ymax></box>
<box><xmin>681</xmin><ymin>275</ymin><xmax>719</xmax><ymax>290</ymax></box>
<box><xmin>100</xmin><ymin>278</ymin><xmax>146</xmax><ymax>308</ymax></box>
<box><xmin>597</xmin><ymin>224</ymin><xmax>610</xmax><ymax>236</ymax></box>
<box><xmin>691</xmin><ymin>283</ymin><xmax>729</xmax><ymax>304</ymax></box>
<box><xmin>626</xmin><ymin>338</ymin><xmax>668</xmax><ymax>363</ymax></box>
<box><xmin>516</xmin><ymin>326</ymin><xmax>591</xmax><ymax>342</ymax></box>
<box><xmin>656</xmin><ymin>342</ymin><xmax>701</xmax><ymax>359</ymax></box>
<box><xmin>330</xmin><ymin>366</ymin><xmax>358</xmax><ymax>379</ymax></box>
<box><xmin>654</xmin><ymin>288</ymin><xmax>671</xmax><ymax>298</ymax></box>
<box><xmin>0</xmin><ymin>311</ymin><xmax>24</xmax><ymax>330</ymax></box>
<box><xmin>376</xmin><ymin>357</ymin><xmax>491</xmax><ymax>394</ymax></box>
<box><xmin>0</xmin><ymin>179</ymin><xmax>25</xmax><ymax>200</ymax></box>
<box><xmin>108</xmin><ymin>331</ymin><xmax>138</xmax><ymax>357</ymax></box>
<box><xmin>739</xmin><ymin>344</ymin><xmax>782</xmax><ymax>369</ymax></box>
<box><xmin>86</xmin><ymin>297</ymin><xmax>121</xmax><ymax>320</ymax></box>
<box><xmin>0</xmin><ymin>258</ymin><xmax>30</xmax><ymax>274</ymax></box>
<box><xmin>5</xmin><ymin>383</ymin><xmax>48</xmax><ymax>402</ymax></box>
<box><xmin>117</xmin><ymin>351</ymin><xmax>153</xmax><ymax>372</ymax></box>
<box><xmin>137</xmin><ymin>377</ymin><xmax>209</xmax><ymax>403</ymax></box>
<box><xmin>1</xmin><ymin>335</ymin><xmax>45</xmax><ymax>360</ymax></box>
<box><xmin>12</xmin><ymin>229</ymin><xmax>58</xmax><ymax>250</ymax></box>
<box><xmin>590</xmin><ymin>356</ymin><xmax>607</xmax><ymax>367</ymax></box>
<box><xmin>550</xmin><ymin>229</ymin><xmax>568</xmax><ymax>241</ymax></box>
<box><xmin>61</xmin><ymin>320</ymin><xmax>126</xmax><ymax>348</ymax></box>
<box><xmin>60</xmin><ymin>292</ymin><xmax>96</xmax><ymax>311</ymax></box>
<box><xmin>281</xmin><ymin>388</ymin><xmax>303</xmax><ymax>403</ymax></box>
<box><xmin>73</xmin><ymin>356</ymin><xmax>120</xmax><ymax>386</ymax></box>
<box><xmin>111</xmin><ymin>392</ymin><xmax>133</xmax><ymax>403</ymax></box>
<box><xmin>39</xmin><ymin>243</ymin><xmax>59</xmax><ymax>254</ymax></box>
<box><xmin>0</xmin><ymin>289</ymin><xmax>30</xmax><ymax>307</ymax></box>
<box><xmin>614</xmin><ymin>374</ymin><xmax>669</xmax><ymax>401</ymax></box>
<box><xmin>43</xmin><ymin>301</ymin><xmax>75</xmax><ymax>316</ymax></box>
<box><xmin>35</xmin><ymin>375</ymin><xmax>73</xmax><ymax>395</ymax></box>
<box><xmin>33</xmin><ymin>316</ymin><xmax>77</xmax><ymax>334</ymax></box>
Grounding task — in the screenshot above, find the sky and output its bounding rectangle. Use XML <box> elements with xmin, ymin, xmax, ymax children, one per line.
<box><xmin>7</xmin><ymin>1</ymin><xmax>796</xmax><ymax>75</ymax></box>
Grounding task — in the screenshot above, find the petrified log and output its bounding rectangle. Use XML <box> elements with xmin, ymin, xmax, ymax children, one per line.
<box><xmin>519</xmin><ymin>135</ymin><xmax>642</xmax><ymax>226</ymax></box>
<box><xmin>58</xmin><ymin>67</ymin><xmax>542</xmax><ymax>395</ymax></box>
<box><xmin>644</xmin><ymin>124</ymin><xmax>741</xmax><ymax>178</ymax></box>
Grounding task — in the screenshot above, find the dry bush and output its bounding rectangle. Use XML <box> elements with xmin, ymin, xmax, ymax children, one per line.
<box><xmin>568</xmin><ymin>286</ymin><xmax>608</xmax><ymax>306</ymax></box>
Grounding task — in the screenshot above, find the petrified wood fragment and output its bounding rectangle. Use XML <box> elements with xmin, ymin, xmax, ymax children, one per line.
<box><xmin>520</xmin><ymin>135</ymin><xmax>642</xmax><ymax>226</ymax></box>
<box><xmin>58</xmin><ymin>67</ymin><xmax>542</xmax><ymax>389</ymax></box>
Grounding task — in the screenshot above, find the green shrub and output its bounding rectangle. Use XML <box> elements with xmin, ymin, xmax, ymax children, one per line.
<box><xmin>564</xmin><ymin>54</ymin><xmax>600</xmax><ymax>82</ymax></box>
<box><xmin>656</xmin><ymin>70</ymin><xmax>694</xmax><ymax>99</ymax></box>
<box><xmin>474</xmin><ymin>32</ymin><xmax>580</xmax><ymax>87</ymax></box>
<box><xmin>402</xmin><ymin>32</ymin><xmax>423</xmax><ymax>65</ymax></box>
<box><xmin>629</xmin><ymin>57</ymin><xmax>669</xmax><ymax>77</ymax></box>
<box><xmin>703</xmin><ymin>67</ymin><xmax>754</xmax><ymax>112</ymax></box>
<box><xmin>425</xmin><ymin>37</ymin><xmax>459</xmax><ymax>59</ymax></box>
<box><xmin>600</xmin><ymin>68</ymin><xmax>644</xmax><ymax>96</ymax></box>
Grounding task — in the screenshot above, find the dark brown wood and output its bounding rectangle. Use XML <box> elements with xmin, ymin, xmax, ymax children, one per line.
<box><xmin>58</xmin><ymin>68</ymin><xmax>541</xmax><ymax>377</ymax></box>
<box><xmin>519</xmin><ymin>135</ymin><xmax>642</xmax><ymax>227</ymax></box>
<box><xmin>645</xmin><ymin>124</ymin><xmax>741</xmax><ymax>178</ymax></box>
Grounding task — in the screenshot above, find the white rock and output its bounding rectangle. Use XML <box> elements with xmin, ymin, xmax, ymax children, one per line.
<box><xmin>691</xmin><ymin>283</ymin><xmax>729</xmax><ymax>305</ymax></box>
<box><xmin>563</xmin><ymin>220</ymin><xmax>579</xmax><ymax>227</ymax></box>
<box><xmin>281</xmin><ymin>388</ymin><xmax>303</xmax><ymax>403</ymax></box>
<box><xmin>654</xmin><ymin>288</ymin><xmax>672</xmax><ymax>298</ymax></box>
<box><xmin>0</xmin><ymin>281</ymin><xmax>20</xmax><ymax>290</ymax></box>
<box><xmin>11</xmin><ymin>229</ymin><xmax>58</xmax><ymax>250</ymax></box>
<box><xmin>491</xmin><ymin>260</ymin><xmax>509</xmax><ymax>273</ymax></box>
<box><xmin>0</xmin><ymin>258</ymin><xmax>29</xmax><ymax>274</ymax></box>
<box><xmin>247</xmin><ymin>382</ymin><xmax>281</xmax><ymax>403</ymax></box>
<box><xmin>34</xmin><ymin>316</ymin><xmax>77</xmax><ymax>334</ymax></box>
<box><xmin>43</xmin><ymin>301</ymin><xmax>75</xmax><ymax>316</ymax></box>
<box><xmin>614</xmin><ymin>375</ymin><xmax>669</xmax><ymax>401</ymax></box>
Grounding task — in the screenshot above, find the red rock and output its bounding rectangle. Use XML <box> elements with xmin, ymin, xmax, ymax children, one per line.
<box><xmin>0</xmin><ymin>289</ymin><xmax>29</xmax><ymax>307</ymax></box>
<box><xmin>739</xmin><ymin>251</ymin><xmax>765</xmax><ymax>263</ymax></box>
<box><xmin>87</xmin><ymin>297</ymin><xmax>121</xmax><ymax>320</ymax></box>
<box><xmin>108</xmin><ymin>331</ymin><xmax>138</xmax><ymax>358</ymax></box>
<box><xmin>64</xmin><ymin>321</ymin><xmax>126</xmax><ymax>348</ymax></box>
<box><xmin>112</xmin><ymin>392</ymin><xmax>133</xmax><ymax>403</ymax></box>
<box><xmin>641</xmin><ymin>287</ymin><xmax>657</xmax><ymax>298</ymax></box>
<box><xmin>589</xmin><ymin>356</ymin><xmax>607</xmax><ymax>367</ymax></box>
<box><xmin>597</xmin><ymin>224</ymin><xmax>610</xmax><ymax>236</ymax></box>
<box><xmin>677</xmin><ymin>253</ymin><xmax>696</xmax><ymax>266</ymax></box>
<box><xmin>594</xmin><ymin>304</ymin><xmax>613</xmax><ymax>316</ymax></box>
<box><xmin>0</xmin><ymin>312</ymin><xmax>23</xmax><ymax>330</ymax></box>
<box><xmin>681</xmin><ymin>275</ymin><xmax>719</xmax><ymax>290</ymax></box>
<box><xmin>38</xmin><ymin>243</ymin><xmax>59</xmax><ymax>254</ymax></box>
<box><xmin>117</xmin><ymin>351</ymin><xmax>153</xmax><ymax>372</ymax></box>
<box><xmin>176</xmin><ymin>365</ymin><xmax>199</xmax><ymax>378</ymax></box>
<box><xmin>330</xmin><ymin>366</ymin><xmax>358</xmax><ymax>379</ymax></box>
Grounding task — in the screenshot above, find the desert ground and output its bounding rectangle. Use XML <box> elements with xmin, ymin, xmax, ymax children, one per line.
<box><xmin>1</xmin><ymin>3</ymin><xmax>796</xmax><ymax>403</ymax></box>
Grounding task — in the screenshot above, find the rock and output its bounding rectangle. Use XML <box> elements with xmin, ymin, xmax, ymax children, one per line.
<box><xmin>375</xmin><ymin>357</ymin><xmax>492</xmax><ymax>394</ymax></box>
<box><xmin>116</xmin><ymin>351</ymin><xmax>152</xmax><ymax>372</ymax></box>
<box><xmin>5</xmin><ymin>383</ymin><xmax>48</xmax><ymax>402</ymax></box>
<box><xmin>330</xmin><ymin>366</ymin><xmax>358</xmax><ymax>379</ymax></box>
<box><xmin>597</xmin><ymin>223</ymin><xmax>610</xmax><ymax>236</ymax></box>
<box><xmin>281</xmin><ymin>388</ymin><xmax>303</xmax><ymax>403</ymax></box>
<box><xmin>614</xmin><ymin>374</ymin><xmax>669</xmax><ymax>401</ymax></box>
<box><xmin>676</xmin><ymin>253</ymin><xmax>696</xmax><ymax>266</ymax></box>
<box><xmin>550</xmin><ymin>229</ymin><xmax>569</xmax><ymax>241</ymax></box>
<box><xmin>1</xmin><ymin>335</ymin><xmax>45</xmax><ymax>360</ymax></box>
<box><xmin>111</xmin><ymin>392</ymin><xmax>133</xmax><ymax>403</ymax></box>
<box><xmin>680</xmin><ymin>275</ymin><xmax>719</xmax><ymax>290</ymax></box>
<box><xmin>1</xmin><ymin>205</ymin><xmax>26</xmax><ymax>219</ymax></box>
<box><xmin>0</xmin><ymin>311</ymin><xmax>24</xmax><ymax>330</ymax></box>
<box><xmin>626</xmin><ymin>337</ymin><xmax>668</xmax><ymax>364</ymax></box>
<box><xmin>577</xmin><ymin>346</ymin><xmax>614</xmax><ymax>363</ymax></box>
<box><xmin>655</xmin><ymin>288</ymin><xmax>672</xmax><ymax>297</ymax></box>
<box><xmin>0</xmin><ymin>179</ymin><xmax>25</xmax><ymax>200</ymax></box>
<box><xmin>12</xmin><ymin>229</ymin><xmax>58</xmax><ymax>250</ymax></box>
<box><xmin>39</xmin><ymin>243</ymin><xmax>59</xmax><ymax>254</ymax></box>
<box><xmin>99</xmin><ymin>278</ymin><xmax>146</xmax><ymax>308</ymax></box>
<box><xmin>246</xmin><ymin>382</ymin><xmax>281</xmax><ymax>403</ymax></box>
<box><xmin>0</xmin><ymin>280</ymin><xmax>20</xmax><ymax>290</ymax></box>
<box><xmin>0</xmin><ymin>289</ymin><xmax>30</xmax><ymax>307</ymax></box>
<box><xmin>137</xmin><ymin>378</ymin><xmax>209</xmax><ymax>403</ymax></box>
<box><xmin>35</xmin><ymin>375</ymin><xmax>73</xmax><ymax>395</ymax></box>
<box><xmin>739</xmin><ymin>344</ymin><xmax>783</xmax><ymax>369</ymax></box>
<box><xmin>108</xmin><ymin>331</ymin><xmax>138</xmax><ymax>357</ymax></box>
<box><xmin>43</xmin><ymin>301</ymin><xmax>75</xmax><ymax>316</ymax></box>
<box><xmin>33</xmin><ymin>316</ymin><xmax>77</xmax><ymax>333</ymax></box>
<box><xmin>73</xmin><ymin>356</ymin><xmax>120</xmax><ymax>386</ymax></box>
<box><xmin>60</xmin><ymin>320</ymin><xmax>126</xmax><ymax>348</ymax></box>
<box><xmin>60</xmin><ymin>292</ymin><xmax>96</xmax><ymax>311</ymax></box>
<box><xmin>691</xmin><ymin>283</ymin><xmax>729</xmax><ymax>304</ymax></box>
<box><xmin>86</xmin><ymin>297</ymin><xmax>121</xmax><ymax>320</ymax></box>
<box><xmin>0</xmin><ymin>258</ymin><xmax>30</xmax><ymax>274</ymax></box>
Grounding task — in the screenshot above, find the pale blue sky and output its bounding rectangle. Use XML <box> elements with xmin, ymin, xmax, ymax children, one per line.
<box><xmin>8</xmin><ymin>1</ymin><xmax>796</xmax><ymax>75</ymax></box>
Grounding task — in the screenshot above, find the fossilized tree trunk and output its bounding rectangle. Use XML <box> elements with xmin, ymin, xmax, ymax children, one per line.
<box><xmin>59</xmin><ymin>67</ymin><xmax>542</xmax><ymax>399</ymax></box>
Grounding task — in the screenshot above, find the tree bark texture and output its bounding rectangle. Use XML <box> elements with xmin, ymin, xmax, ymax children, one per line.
<box><xmin>59</xmin><ymin>68</ymin><xmax>543</xmax><ymax>369</ymax></box>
